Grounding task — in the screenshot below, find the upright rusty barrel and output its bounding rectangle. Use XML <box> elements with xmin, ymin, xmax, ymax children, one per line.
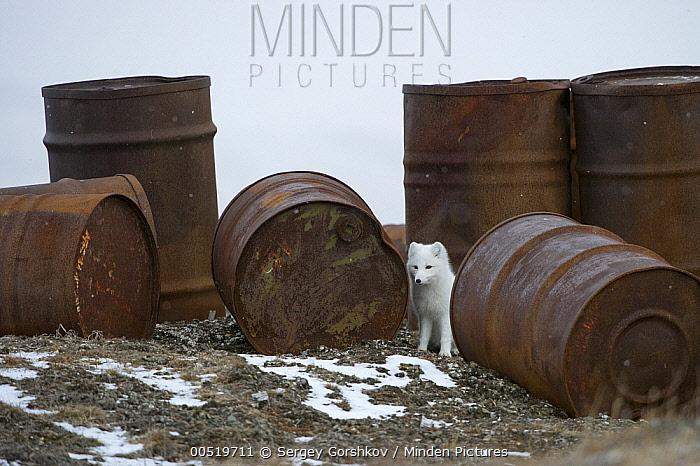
<box><xmin>403</xmin><ymin>79</ymin><xmax>572</xmax><ymax>266</ymax></box>
<box><xmin>0</xmin><ymin>175</ymin><xmax>156</xmax><ymax>240</ymax></box>
<box><xmin>572</xmin><ymin>66</ymin><xmax>700</xmax><ymax>277</ymax></box>
<box><xmin>213</xmin><ymin>172</ymin><xmax>408</xmax><ymax>354</ymax></box>
<box><xmin>451</xmin><ymin>213</ymin><xmax>699</xmax><ymax>418</ymax></box>
<box><xmin>42</xmin><ymin>76</ymin><xmax>224</xmax><ymax>321</ymax></box>
<box><xmin>0</xmin><ymin>194</ymin><xmax>159</xmax><ymax>338</ymax></box>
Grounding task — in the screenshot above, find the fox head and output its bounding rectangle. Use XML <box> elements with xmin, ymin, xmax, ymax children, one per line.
<box><xmin>407</xmin><ymin>241</ymin><xmax>451</xmax><ymax>286</ymax></box>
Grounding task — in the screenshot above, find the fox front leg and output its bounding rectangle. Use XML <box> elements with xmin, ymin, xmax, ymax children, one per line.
<box><xmin>438</xmin><ymin>317</ymin><xmax>453</xmax><ymax>357</ymax></box>
<box><xmin>418</xmin><ymin>317</ymin><xmax>432</xmax><ymax>351</ymax></box>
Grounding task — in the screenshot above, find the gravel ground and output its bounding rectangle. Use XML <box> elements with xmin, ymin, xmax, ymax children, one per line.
<box><xmin>0</xmin><ymin>317</ymin><xmax>685</xmax><ymax>465</ymax></box>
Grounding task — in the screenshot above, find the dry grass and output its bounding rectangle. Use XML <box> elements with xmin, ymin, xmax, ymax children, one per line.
<box><xmin>57</xmin><ymin>404</ymin><xmax>108</xmax><ymax>426</ymax></box>
<box><xmin>137</xmin><ymin>428</ymin><xmax>179</xmax><ymax>460</ymax></box>
<box><xmin>538</xmin><ymin>419</ymin><xmax>700</xmax><ymax>466</ymax></box>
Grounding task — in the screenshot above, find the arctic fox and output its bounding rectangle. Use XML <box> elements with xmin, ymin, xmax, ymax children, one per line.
<box><xmin>407</xmin><ymin>241</ymin><xmax>456</xmax><ymax>357</ymax></box>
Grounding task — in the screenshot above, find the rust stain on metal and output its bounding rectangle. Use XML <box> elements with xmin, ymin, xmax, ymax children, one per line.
<box><xmin>0</xmin><ymin>175</ymin><xmax>157</xmax><ymax>241</ymax></box>
<box><xmin>382</xmin><ymin>223</ymin><xmax>418</xmax><ymax>331</ymax></box>
<box><xmin>212</xmin><ymin>171</ymin><xmax>408</xmax><ymax>355</ymax></box>
<box><xmin>451</xmin><ymin>212</ymin><xmax>700</xmax><ymax>419</ymax></box>
<box><xmin>403</xmin><ymin>78</ymin><xmax>572</xmax><ymax>267</ymax></box>
<box><xmin>572</xmin><ymin>66</ymin><xmax>700</xmax><ymax>277</ymax></box>
<box><xmin>0</xmin><ymin>193</ymin><xmax>159</xmax><ymax>339</ymax></box>
<box><xmin>42</xmin><ymin>75</ymin><xmax>224</xmax><ymax>322</ymax></box>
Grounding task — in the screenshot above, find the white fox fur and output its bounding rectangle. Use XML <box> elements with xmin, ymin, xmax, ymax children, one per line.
<box><xmin>407</xmin><ymin>241</ymin><xmax>456</xmax><ymax>357</ymax></box>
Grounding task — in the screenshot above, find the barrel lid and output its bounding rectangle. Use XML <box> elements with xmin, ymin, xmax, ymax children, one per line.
<box><xmin>42</xmin><ymin>76</ymin><xmax>211</xmax><ymax>99</ymax></box>
<box><xmin>403</xmin><ymin>78</ymin><xmax>570</xmax><ymax>96</ymax></box>
<box><xmin>572</xmin><ymin>66</ymin><xmax>700</xmax><ymax>96</ymax></box>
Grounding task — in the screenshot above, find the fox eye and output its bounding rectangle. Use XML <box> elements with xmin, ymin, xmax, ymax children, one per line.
<box><xmin>413</xmin><ymin>265</ymin><xmax>418</xmax><ymax>270</ymax></box>
<box><xmin>425</xmin><ymin>265</ymin><xmax>433</xmax><ymax>269</ymax></box>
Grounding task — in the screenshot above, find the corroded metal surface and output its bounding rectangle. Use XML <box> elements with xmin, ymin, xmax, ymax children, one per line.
<box><xmin>213</xmin><ymin>172</ymin><xmax>408</xmax><ymax>355</ymax></box>
<box><xmin>451</xmin><ymin>213</ymin><xmax>700</xmax><ymax>418</ymax></box>
<box><xmin>572</xmin><ymin>66</ymin><xmax>700</xmax><ymax>277</ymax></box>
<box><xmin>403</xmin><ymin>79</ymin><xmax>572</xmax><ymax>266</ymax></box>
<box><xmin>382</xmin><ymin>224</ymin><xmax>418</xmax><ymax>330</ymax></box>
<box><xmin>42</xmin><ymin>76</ymin><xmax>224</xmax><ymax>322</ymax></box>
<box><xmin>0</xmin><ymin>175</ymin><xmax>156</xmax><ymax>242</ymax></box>
<box><xmin>0</xmin><ymin>194</ymin><xmax>159</xmax><ymax>338</ymax></box>
<box><xmin>383</xmin><ymin>224</ymin><xmax>407</xmax><ymax>261</ymax></box>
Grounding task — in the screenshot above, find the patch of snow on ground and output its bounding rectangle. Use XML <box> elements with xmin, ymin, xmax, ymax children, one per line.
<box><xmin>295</xmin><ymin>436</ymin><xmax>314</xmax><ymax>443</ymax></box>
<box><xmin>0</xmin><ymin>383</ymin><xmax>53</xmax><ymax>415</ymax></box>
<box><xmin>0</xmin><ymin>459</ymin><xmax>22</xmax><ymax>466</ymax></box>
<box><xmin>507</xmin><ymin>451</ymin><xmax>531</xmax><ymax>457</ymax></box>
<box><xmin>85</xmin><ymin>359</ymin><xmax>206</xmax><ymax>407</ymax></box>
<box><xmin>59</xmin><ymin>422</ymin><xmax>201</xmax><ymax>465</ymax></box>
<box><xmin>9</xmin><ymin>352</ymin><xmax>54</xmax><ymax>369</ymax></box>
<box><xmin>0</xmin><ymin>352</ymin><xmax>55</xmax><ymax>381</ymax></box>
<box><xmin>420</xmin><ymin>415</ymin><xmax>453</xmax><ymax>429</ymax></box>
<box><xmin>241</xmin><ymin>354</ymin><xmax>455</xmax><ymax>420</ymax></box>
<box><xmin>0</xmin><ymin>367</ymin><xmax>38</xmax><ymax>381</ymax></box>
<box><xmin>55</xmin><ymin>422</ymin><xmax>143</xmax><ymax>457</ymax></box>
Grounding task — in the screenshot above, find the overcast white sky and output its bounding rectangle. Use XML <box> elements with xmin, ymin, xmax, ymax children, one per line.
<box><xmin>0</xmin><ymin>1</ymin><xmax>697</xmax><ymax>223</ymax></box>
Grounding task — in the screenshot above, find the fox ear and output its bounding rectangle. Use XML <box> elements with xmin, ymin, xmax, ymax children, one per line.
<box><xmin>408</xmin><ymin>242</ymin><xmax>418</xmax><ymax>256</ymax></box>
<box><xmin>431</xmin><ymin>242</ymin><xmax>444</xmax><ymax>257</ymax></box>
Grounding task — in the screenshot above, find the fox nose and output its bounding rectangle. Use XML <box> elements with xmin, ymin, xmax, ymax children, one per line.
<box><xmin>415</xmin><ymin>278</ymin><xmax>422</xmax><ymax>284</ymax></box>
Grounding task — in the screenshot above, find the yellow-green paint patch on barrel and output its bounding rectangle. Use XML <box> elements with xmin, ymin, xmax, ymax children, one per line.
<box><xmin>234</xmin><ymin>201</ymin><xmax>406</xmax><ymax>354</ymax></box>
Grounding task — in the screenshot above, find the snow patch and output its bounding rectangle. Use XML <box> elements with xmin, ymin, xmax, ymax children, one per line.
<box><xmin>84</xmin><ymin>359</ymin><xmax>206</xmax><ymax>407</ymax></box>
<box><xmin>420</xmin><ymin>415</ymin><xmax>453</xmax><ymax>429</ymax></box>
<box><xmin>507</xmin><ymin>451</ymin><xmax>531</xmax><ymax>458</ymax></box>
<box><xmin>9</xmin><ymin>352</ymin><xmax>54</xmax><ymax>369</ymax></box>
<box><xmin>0</xmin><ymin>367</ymin><xmax>38</xmax><ymax>381</ymax></box>
<box><xmin>55</xmin><ymin>422</ymin><xmax>143</xmax><ymax>457</ymax></box>
<box><xmin>0</xmin><ymin>459</ymin><xmax>22</xmax><ymax>466</ymax></box>
<box><xmin>0</xmin><ymin>383</ymin><xmax>53</xmax><ymax>415</ymax></box>
<box><xmin>295</xmin><ymin>436</ymin><xmax>314</xmax><ymax>443</ymax></box>
<box><xmin>60</xmin><ymin>421</ymin><xmax>201</xmax><ymax>465</ymax></box>
<box><xmin>240</xmin><ymin>354</ymin><xmax>455</xmax><ymax>420</ymax></box>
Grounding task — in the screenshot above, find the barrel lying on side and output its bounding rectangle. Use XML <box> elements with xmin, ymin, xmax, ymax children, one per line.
<box><xmin>0</xmin><ymin>194</ymin><xmax>159</xmax><ymax>338</ymax></box>
<box><xmin>213</xmin><ymin>172</ymin><xmax>408</xmax><ymax>355</ymax></box>
<box><xmin>572</xmin><ymin>66</ymin><xmax>700</xmax><ymax>277</ymax></box>
<box><xmin>382</xmin><ymin>224</ymin><xmax>418</xmax><ymax>330</ymax></box>
<box><xmin>0</xmin><ymin>175</ymin><xmax>156</xmax><ymax>241</ymax></box>
<box><xmin>42</xmin><ymin>75</ymin><xmax>224</xmax><ymax>322</ymax></box>
<box><xmin>451</xmin><ymin>213</ymin><xmax>699</xmax><ymax>418</ymax></box>
<box><xmin>403</xmin><ymin>79</ymin><xmax>572</xmax><ymax>267</ymax></box>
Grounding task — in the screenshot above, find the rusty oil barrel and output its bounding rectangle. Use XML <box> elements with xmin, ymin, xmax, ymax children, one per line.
<box><xmin>451</xmin><ymin>213</ymin><xmax>700</xmax><ymax>418</ymax></box>
<box><xmin>42</xmin><ymin>76</ymin><xmax>224</xmax><ymax>322</ymax></box>
<box><xmin>382</xmin><ymin>224</ymin><xmax>407</xmax><ymax>261</ymax></box>
<box><xmin>403</xmin><ymin>78</ymin><xmax>572</xmax><ymax>266</ymax></box>
<box><xmin>213</xmin><ymin>172</ymin><xmax>408</xmax><ymax>355</ymax></box>
<box><xmin>0</xmin><ymin>194</ymin><xmax>159</xmax><ymax>338</ymax></box>
<box><xmin>382</xmin><ymin>223</ymin><xmax>418</xmax><ymax>330</ymax></box>
<box><xmin>572</xmin><ymin>66</ymin><xmax>700</xmax><ymax>277</ymax></box>
<box><xmin>0</xmin><ymin>175</ymin><xmax>156</xmax><ymax>240</ymax></box>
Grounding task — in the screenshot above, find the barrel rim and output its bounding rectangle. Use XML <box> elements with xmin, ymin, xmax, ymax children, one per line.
<box><xmin>403</xmin><ymin>79</ymin><xmax>570</xmax><ymax>96</ymax></box>
<box><xmin>42</xmin><ymin>75</ymin><xmax>211</xmax><ymax>99</ymax></box>
<box><xmin>571</xmin><ymin>66</ymin><xmax>700</xmax><ymax>96</ymax></box>
<box><xmin>215</xmin><ymin>171</ymin><xmax>375</xmax><ymax>244</ymax></box>
<box><xmin>563</xmin><ymin>263</ymin><xmax>700</xmax><ymax>416</ymax></box>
